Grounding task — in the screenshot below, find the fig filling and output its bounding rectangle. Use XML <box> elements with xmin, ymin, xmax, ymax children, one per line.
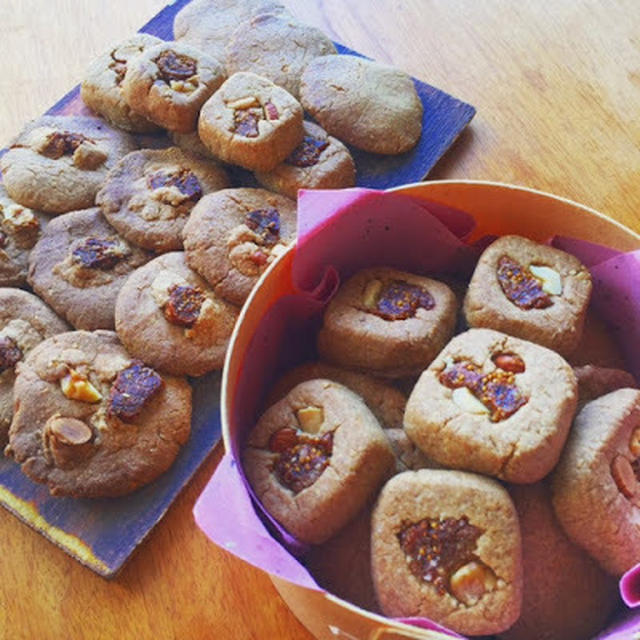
<box><xmin>365</xmin><ymin>280</ymin><xmax>435</xmax><ymax>321</ymax></box>
<box><xmin>39</xmin><ymin>132</ymin><xmax>90</xmax><ymax>160</ymax></box>
<box><xmin>163</xmin><ymin>284</ymin><xmax>205</xmax><ymax>328</ymax></box>
<box><xmin>440</xmin><ymin>359</ymin><xmax>528</xmax><ymax>421</ymax></box>
<box><xmin>245</xmin><ymin>207</ymin><xmax>280</xmax><ymax>246</ymax></box>
<box><xmin>397</xmin><ymin>516</ymin><xmax>482</xmax><ymax>595</ymax></box>
<box><xmin>155</xmin><ymin>50</ymin><xmax>197</xmax><ymax>83</ymax></box>
<box><xmin>147</xmin><ymin>169</ymin><xmax>203</xmax><ymax>203</ymax></box>
<box><xmin>285</xmin><ymin>136</ymin><xmax>329</xmax><ymax>167</ymax></box>
<box><xmin>234</xmin><ymin>106</ymin><xmax>263</xmax><ymax>138</ymax></box>
<box><xmin>72</xmin><ymin>237</ymin><xmax>126</xmax><ymax>270</ymax></box>
<box><xmin>268</xmin><ymin>427</ymin><xmax>333</xmax><ymax>494</ymax></box>
<box><xmin>107</xmin><ymin>361</ymin><xmax>164</xmax><ymax>422</ymax></box>
<box><xmin>0</xmin><ymin>336</ymin><xmax>23</xmax><ymax>373</ymax></box>
<box><xmin>497</xmin><ymin>255</ymin><xmax>553</xmax><ymax>310</ymax></box>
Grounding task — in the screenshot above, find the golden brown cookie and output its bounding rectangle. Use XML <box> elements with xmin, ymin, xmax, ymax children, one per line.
<box><xmin>115</xmin><ymin>252</ymin><xmax>239</xmax><ymax>377</ymax></box>
<box><xmin>182</xmin><ymin>187</ymin><xmax>296</xmax><ymax>306</ymax></box>
<box><xmin>198</xmin><ymin>72</ymin><xmax>304</xmax><ymax>171</ymax></box>
<box><xmin>371</xmin><ymin>469</ymin><xmax>522</xmax><ymax>635</ymax></box>
<box><xmin>5</xmin><ymin>330</ymin><xmax>192</xmax><ymax>498</ymax></box>
<box><xmin>242</xmin><ymin>379</ymin><xmax>395</xmax><ymax>544</ymax></box>
<box><xmin>81</xmin><ymin>33</ymin><xmax>163</xmax><ymax>133</ymax></box>
<box><xmin>27</xmin><ymin>208</ymin><xmax>151</xmax><ymax>330</ymax></box>
<box><xmin>0</xmin><ymin>288</ymin><xmax>69</xmax><ymax>448</ymax></box>
<box><xmin>122</xmin><ymin>41</ymin><xmax>226</xmax><ymax>132</ymax></box>
<box><xmin>300</xmin><ymin>54</ymin><xmax>423</xmax><ymax>154</ymax></box>
<box><xmin>96</xmin><ymin>147</ymin><xmax>229</xmax><ymax>253</ymax></box>
<box><xmin>254</xmin><ymin>121</ymin><xmax>355</xmax><ymax>199</ymax></box>
<box><xmin>574</xmin><ymin>363</ymin><xmax>637</xmax><ymax>404</ymax></box>
<box><xmin>404</xmin><ymin>328</ymin><xmax>578</xmax><ymax>483</ymax></box>
<box><xmin>0</xmin><ymin>115</ymin><xmax>136</xmax><ymax>214</ymax></box>
<box><xmin>464</xmin><ymin>235</ymin><xmax>593</xmax><ymax>357</ymax></box>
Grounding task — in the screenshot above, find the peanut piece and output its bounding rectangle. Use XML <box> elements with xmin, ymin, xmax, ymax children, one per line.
<box><xmin>296</xmin><ymin>406</ymin><xmax>324</xmax><ymax>433</ymax></box>
<box><xmin>44</xmin><ymin>416</ymin><xmax>93</xmax><ymax>467</ymax></box>
<box><xmin>449</xmin><ymin>561</ymin><xmax>497</xmax><ymax>606</ymax></box>
<box><xmin>611</xmin><ymin>455</ymin><xmax>639</xmax><ymax>500</ymax></box>
<box><xmin>362</xmin><ymin>279</ymin><xmax>383</xmax><ymax>308</ymax></box>
<box><xmin>60</xmin><ymin>369</ymin><xmax>102</xmax><ymax>403</ymax></box>
<box><xmin>49</xmin><ymin>416</ymin><xmax>92</xmax><ymax>445</ymax></box>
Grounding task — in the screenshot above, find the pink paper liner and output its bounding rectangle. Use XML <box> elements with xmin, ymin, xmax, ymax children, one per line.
<box><xmin>194</xmin><ymin>188</ymin><xmax>640</xmax><ymax>639</ymax></box>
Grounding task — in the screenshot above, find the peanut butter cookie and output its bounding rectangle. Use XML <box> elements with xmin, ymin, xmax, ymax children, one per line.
<box><xmin>5</xmin><ymin>330</ymin><xmax>192</xmax><ymax>498</ymax></box>
<box><xmin>371</xmin><ymin>469</ymin><xmax>522</xmax><ymax>635</ymax></box>
<box><xmin>254</xmin><ymin>120</ymin><xmax>355</xmax><ymax>199</ymax></box>
<box><xmin>122</xmin><ymin>41</ymin><xmax>226</xmax><ymax>133</ymax></box>
<box><xmin>404</xmin><ymin>328</ymin><xmax>578</xmax><ymax>483</ymax></box>
<box><xmin>0</xmin><ymin>116</ymin><xmax>136</xmax><ymax>214</ymax></box>
<box><xmin>574</xmin><ymin>363</ymin><xmax>637</xmax><ymax>404</ymax></box>
<box><xmin>464</xmin><ymin>235</ymin><xmax>593</xmax><ymax>357</ymax></box>
<box><xmin>28</xmin><ymin>208</ymin><xmax>152</xmax><ymax>330</ymax></box>
<box><xmin>0</xmin><ymin>184</ymin><xmax>45</xmax><ymax>287</ymax></box>
<box><xmin>225</xmin><ymin>13</ymin><xmax>336</xmax><ymax>99</ymax></box>
<box><xmin>317</xmin><ymin>267</ymin><xmax>458</xmax><ymax>378</ymax></box>
<box><xmin>96</xmin><ymin>147</ymin><xmax>229</xmax><ymax>253</ymax></box>
<box><xmin>0</xmin><ymin>288</ymin><xmax>69</xmax><ymax>448</ymax></box>
<box><xmin>115</xmin><ymin>252</ymin><xmax>239</xmax><ymax>377</ymax></box>
<box><xmin>242</xmin><ymin>379</ymin><xmax>395</xmax><ymax>544</ymax></box>
<box><xmin>300</xmin><ymin>54</ymin><xmax>423</xmax><ymax>154</ymax></box>
<box><xmin>182</xmin><ymin>187</ymin><xmax>296</xmax><ymax>306</ymax></box>
<box><xmin>81</xmin><ymin>33</ymin><xmax>163</xmax><ymax>133</ymax></box>
<box><xmin>198</xmin><ymin>72</ymin><xmax>304</xmax><ymax>171</ymax></box>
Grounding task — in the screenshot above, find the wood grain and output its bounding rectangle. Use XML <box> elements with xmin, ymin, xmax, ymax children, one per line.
<box><xmin>1</xmin><ymin>1</ymin><xmax>640</xmax><ymax>639</ymax></box>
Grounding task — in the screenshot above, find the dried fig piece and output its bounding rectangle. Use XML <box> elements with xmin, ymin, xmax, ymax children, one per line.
<box><xmin>234</xmin><ymin>106</ymin><xmax>263</xmax><ymax>138</ymax></box>
<box><xmin>72</xmin><ymin>237</ymin><xmax>127</xmax><ymax>270</ymax></box>
<box><xmin>162</xmin><ymin>284</ymin><xmax>205</xmax><ymax>328</ymax></box>
<box><xmin>39</xmin><ymin>132</ymin><xmax>89</xmax><ymax>160</ymax></box>
<box><xmin>364</xmin><ymin>280</ymin><xmax>435</xmax><ymax>321</ymax></box>
<box><xmin>285</xmin><ymin>135</ymin><xmax>329</xmax><ymax>168</ymax></box>
<box><xmin>0</xmin><ymin>335</ymin><xmax>22</xmax><ymax>373</ymax></box>
<box><xmin>147</xmin><ymin>168</ymin><xmax>203</xmax><ymax>203</ymax></box>
<box><xmin>155</xmin><ymin>49</ymin><xmax>197</xmax><ymax>83</ymax></box>
<box><xmin>245</xmin><ymin>207</ymin><xmax>280</xmax><ymax>246</ymax></box>
<box><xmin>107</xmin><ymin>361</ymin><xmax>163</xmax><ymax>422</ymax></box>
<box><xmin>497</xmin><ymin>255</ymin><xmax>553</xmax><ymax>310</ymax></box>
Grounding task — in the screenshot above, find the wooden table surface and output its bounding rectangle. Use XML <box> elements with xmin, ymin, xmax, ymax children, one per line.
<box><xmin>1</xmin><ymin>1</ymin><xmax>639</xmax><ymax>638</ymax></box>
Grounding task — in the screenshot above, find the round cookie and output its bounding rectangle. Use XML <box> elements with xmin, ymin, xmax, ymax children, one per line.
<box><xmin>225</xmin><ymin>13</ymin><xmax>336</xmax><ymax>99</ymax></box>
<box><xmin>574</xmin><ymin>363</ymin><xmax>637</xmax><ymax>404</ymax></box>
<box><xmin>115</xmin><ymin>252</ymin><xmax>239</xmax><ymax>377</ymax></box>
<box><xmin>0</xmin><ymin>288</ymin><xmax>69</xmax><ymax>448</ymax></box>
<box><xmin>182</xmin><ymin>187</ymin><xmax>296</xmax><ymax>306</ymax></box>
<box><xmin>500</xmin><ymin>482</ymin><xmax>619</xmax><ymax>640</ymax></box>
<box><xmin>122</xmin><ymin>41</ymin><xmax>226</xmax><ymax>133</ymax></box>
<box><xmin>5</xmin><ymin>330</ymin><xmax>192</xmax><ymax>498</ymax></box>
<box><xmin>171</xmin><ymin>130</ymin><xmax>218</xmax><ymax>160</ymax></box>
<box><xmin>463</xmin><ymin>235</ymin><xmax>593</xmax><ymax>357</ymax></box>
<box><xmin>254</xmin><ymin>120</ymin><xmax>356</xmax><ymax>199</ymax></box>
<box><xmin>0</xmin><ymin>183</ymin><xmax>44</xmax><ymax>287</ymax></box>
<box><xmin>0</xmin><ymin>115</ymin><xmax>136</xmax><ymax>214</ymax></box>
<box><xmin>300</xmin><ymin>54</ymin><xmax>423</xmax><ymax>155</ymax></box>
<box><xmin>173</xmin><ymin>0</ymin><xmax>289</xmax><ymax>64</ymax></box>
<box><xmin>317</xmin><ymin>267</ymin><xmax>458</xmax><ymax>378</ymax></box>
<box><xmin>81</xmin><ymin>33</ymin><xmax>163</xmax><ymax>133</ymax></box>
<box><xmin>371</xmin><ymin>469</ymin><xmax>522</xmax><ymax>636</ymax></box>
<box><xmin>552</xmin><ymin>388</ymin><xmax>640</xmax><ymax>575</ymax></box>
<box><xmin>198</xmin><ymin>72</ymin><xmax>304</xmax><ymax>172</ymax></box>
<box><xmin>404</xmin><ymin>328</ymin><xmax>578</xmax><ymax>483</ymax></box>
<box><xmin>96</xmin><ymin>147</ymin><xmax>229</xmax><ymax>253</ymax></box>
<box><xmin>242</xmin><ymin>378</ymin><xmax>395</xmax><ymax>544</ymax></box>
<box><xmin>28</xmin><ymin>208</ymin><xmax>152</xmax><ymax>331</ymax></box>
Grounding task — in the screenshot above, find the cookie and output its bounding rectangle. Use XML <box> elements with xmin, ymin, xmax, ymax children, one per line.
<box><xmin>574</xmin><ymin>364</ymin><xmax>637</xmax><ymax>404</ymax></box>
<box><xmin>371</xmin><ymin>469</ymin><xmax>522</xmax><ymax>635</ymax></box>
<box><xmin>317</xmin><ymin>267</ymin><xmax>458</xmax><ymax>378</ymax></box>
<box><xmin>254</xmin><ymin>120</ymin><xmax>356</xmax><ymax>199</ymax></box>
<box><xmin>499</xmin><ymin>482</ymin><xmax>619</xmax><ymax>640</ymax></box>
<box><xmin>173</xmin><ymin>0</ymin><xmax>289</xmax><ymax>64</ymax></box>
<box><xmin>385</xmin><ymin>428</ymin><xmax>440</xmax><ymax>473</ymax></box>
<box><xmin>464</xmin><ymin>235</ymin><xmax>593</xmax><ymax>357</ymax></box>
<box><xmin>122</xmin><ymin>41</ymin><xmax>226</xmax><ymax>133</ymax></box>
<box><xmin>225</xmin><ymin>13</ymin><xmax>336</xmax><ymax>99</ymax></box>
<box><xmin>0</xmin><ymin>184</ymin><xmax>44</xmax><ymax>287</ymax></box>
<box><xmin>115</xmin><ymin>252</ymin><xmax>239</xmax><ymax>377</ymax></box>
<box><xmin>552</xmin><ymin>388</ymin><xmax>640</xmax><ymax>575</ymax></box>
<box><xmin>182</xmin><ymin>187</ymin><xmax>296</xmax><ymax>306</ymax></box>
<box><xmin>81</xmin><ymin>34</ymin><xmax>163</xmax><ymax>133</ymax></box>
<box><xmin>242</xmin><ymin>378</ymin><xmax>395</xmax><ymax>544</ymax></box>
<box><xmin>300</xmin><ymin>54</ymin><xmax>423</xmax><ymax>155</ymax></box>
<box><xmin>5</xmin><ymin>330</ymin><xmax>192</xmax><ymax>498</ymax></box>
<box><xmin>567</xmin><ymin>309</ymin><xmax>627</xmax><ymax>369</ymax></box>
<box><xmin>0</xmin><ymin>288</ymin><xmax>69</xmax><ymax>448</ymax></box>
<box><xmin>404</xmin><ymin>328</ymin><xmax>578</xmax><ymax>483</ymax></box>
<box><xmin>1</xmin><ymin>116</ymin><xmax>136</xmax><ymax>215</ymax></box>
<box><xmin>198</xmin><ymin>72</ymin><xmax>304</xmax><ymax>171</ymax></box>
<box><xmin>28</xmin><ymin>208</ymin><xmax>151</xmax><ymax>330</ymax></box>
<box><xmin>171</xmin><ymin>130</ymin><xmax>219</xmax><ymax>160</ymax></box>
<box><xmin>96</xmin><ymin>147</ymin><xmax>229</xmax><ymax>253</ymax></box>
<box><xmin>266</xmin><ymin>360</ymin><xmax>407</xmax><ymax>430</ymax></box>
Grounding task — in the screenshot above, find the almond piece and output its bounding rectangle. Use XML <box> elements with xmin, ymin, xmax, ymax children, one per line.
<box><xmin>60</xmin><ymin>369</ymin><xmax>102</xmax><ymax>403</ymax></box>
<box><xmin>296</xmin><ymin>406</ymin><xmax>324</xmax><ymax>433</ymax></box>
